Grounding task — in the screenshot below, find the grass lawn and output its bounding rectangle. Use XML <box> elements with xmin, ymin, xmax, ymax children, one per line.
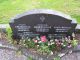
<box><xmin>0</xmin><ymin>0</ymin><xmax>80</xmax><ymax>24</ymax></box>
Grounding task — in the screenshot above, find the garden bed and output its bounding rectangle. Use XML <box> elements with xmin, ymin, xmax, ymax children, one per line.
<box><xmin>16</xmin><ymin>35</ymin><xmax>78</xmax><ymax>60</ymax></box>
<box><xmin>0</xmin><ymin>29</ymin><xmax>79</xmax><ymax>60</ymax></box>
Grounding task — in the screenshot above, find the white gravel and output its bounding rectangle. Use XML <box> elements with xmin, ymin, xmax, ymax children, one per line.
<box><xmin>61</xmin><ymin>52</ymin><xmax>80</xmax><ymax>60</ymax></box>
<box><xmin>0</xmin><ymin>49</ymin><xmax>27</xmax><ymax>60</ymax></box>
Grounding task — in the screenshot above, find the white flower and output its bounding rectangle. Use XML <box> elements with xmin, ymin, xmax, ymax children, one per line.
<box><xmin>51</xmin><ymin>42</ymin><xmax>55</xmax><ymax>45</ymax></box>
<box><xmin>48</xmin><ymin>42</ymin><xmax>51</xmax><ymax>45</ymax></box>
<box><xmin>50</xmin><ymin>40</ymin><xmax>53</xmax><ymax>42</ymax></box>
<box><xmin>63</xmin><ymin>45</ymin><xmax>66</xmax><ymax>47</ymax></box>
<box><xmin>37</xmin><ymin>45</ymin><xmax>39</xmax><ymax>47</ymax></box>
<box><xmin>38</xmin><ymin>41</ymin><xmax>42</xmax><ymax>43</ymax></box>
<box><xmin>61</xmin><ymin>43</ymin><xmax>63</xmax><ymax>45</ymax></box>
<box><xmin>50</xmin><ymin>51</ymin><xmax>53</xmax><ymax>55</ymax></box>
<box><xmin>28</xmin><ymin>39</ymin><xmax>30</xmax><ymax>41</ymax></box>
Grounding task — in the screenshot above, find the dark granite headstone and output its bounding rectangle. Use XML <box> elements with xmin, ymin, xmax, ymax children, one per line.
<box><xmin>9</xmin><ymin>9</ymin><xmax>77</xmax><ymax>39</ymax></box>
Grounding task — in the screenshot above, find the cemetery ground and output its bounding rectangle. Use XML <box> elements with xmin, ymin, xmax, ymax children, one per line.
<box><xmin>1</xmin><ymin>9</ymin><xmax>80</xmax><ymax>59</ymax></box>
<box><xmin>0</xmin><ymin>0</ymin><xmax>80</xmax><ymax>60</ymax></box>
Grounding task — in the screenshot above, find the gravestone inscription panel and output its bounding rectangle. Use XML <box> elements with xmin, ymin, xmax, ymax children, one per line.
<box><xmin>9</xmin><ymin>9</ymin><xmax>77</xmax><ymax>39</ymax></box>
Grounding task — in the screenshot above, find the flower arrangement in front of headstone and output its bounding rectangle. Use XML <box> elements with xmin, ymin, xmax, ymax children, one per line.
<box><xmin>19</xmin><ymin>34</ymin><xmax>78</xmax><ymax>55</ymax></box>
<box><xmin>5</xmin><ymin>28</ymin><xmax>79</xmax><ymax>56</ymax></box>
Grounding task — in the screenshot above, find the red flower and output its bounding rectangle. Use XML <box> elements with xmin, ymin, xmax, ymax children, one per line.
<box><xmin>40</xmin><ymin>36</ymin><xmax>47</xmax><ymax>42</ymax></box>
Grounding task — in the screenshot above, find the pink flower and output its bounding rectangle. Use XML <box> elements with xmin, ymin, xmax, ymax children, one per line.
<box><xmin>67</xmin><ymin>45</ymin><xmax>72</xmax><ymax>48</ymax></box>
<box><xmin>40</xmin><ymin>36</ymin><xmax>47</xmax><ymax>42</ymax></box>
<box><xmin>33</xmin><ymin>40</ymin><xmax>38</xmax><ymax>43</ymax></box>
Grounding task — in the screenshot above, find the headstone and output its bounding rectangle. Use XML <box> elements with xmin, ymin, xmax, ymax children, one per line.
<box><xmin>9</xmin><ymin>9</ymin><xmax>77</xmax><ymax>39</ymax></box>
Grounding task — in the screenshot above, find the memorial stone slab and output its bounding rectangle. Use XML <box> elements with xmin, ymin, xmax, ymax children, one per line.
<box><xmin>9</xmin><ymin>9</ymin><xmax>77</xmax><ymax>39</ymax></box>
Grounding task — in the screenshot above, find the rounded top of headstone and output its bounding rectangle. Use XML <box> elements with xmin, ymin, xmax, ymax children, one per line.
<box><xmin>10</xmin><ymin>9</ymin><xmax>77</xmax><ymax>23</ymax></box>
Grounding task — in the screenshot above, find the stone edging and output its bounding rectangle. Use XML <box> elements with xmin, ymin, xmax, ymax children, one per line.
<box><xmin>0</xmin><ymin>43</ymin><xmax>18</xmax><ymax>51</ymax></box>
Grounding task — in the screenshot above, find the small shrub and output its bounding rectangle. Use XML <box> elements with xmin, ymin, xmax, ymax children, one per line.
<box><xmin>25</xmin><ymin>38</ymin><xmax>35</xmax><ymax>48</ymax></box>
<box><xmin>71</xmin><ymin>39</ymin><xmax>78</xmax><ymax>47</ymax></box>
<box><xmin>27</xmin><ymin>56</ymin><xmax>33</xmax><ymax>60</ymax></box>
<box><xmin>38</xmin><ymin>43</ymin><xmax>51</xmax><ymax>55</ymax></box>
<box><xmin>6</xmin><ymin>27</ymin><xmax>13</xmax><ymax>43</ymax></box>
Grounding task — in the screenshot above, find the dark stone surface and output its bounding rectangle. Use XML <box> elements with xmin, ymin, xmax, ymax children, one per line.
<box><xmin>9</xmin><ymin>9</ymin><xmax>77</xmax><ymax>39</ymax></box>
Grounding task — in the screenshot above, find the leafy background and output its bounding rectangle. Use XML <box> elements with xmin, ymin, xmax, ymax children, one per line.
<box><xmin>0</xmin><ymin>0</ymin><xmax>80</xmax><ymax>24</ymax></box>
